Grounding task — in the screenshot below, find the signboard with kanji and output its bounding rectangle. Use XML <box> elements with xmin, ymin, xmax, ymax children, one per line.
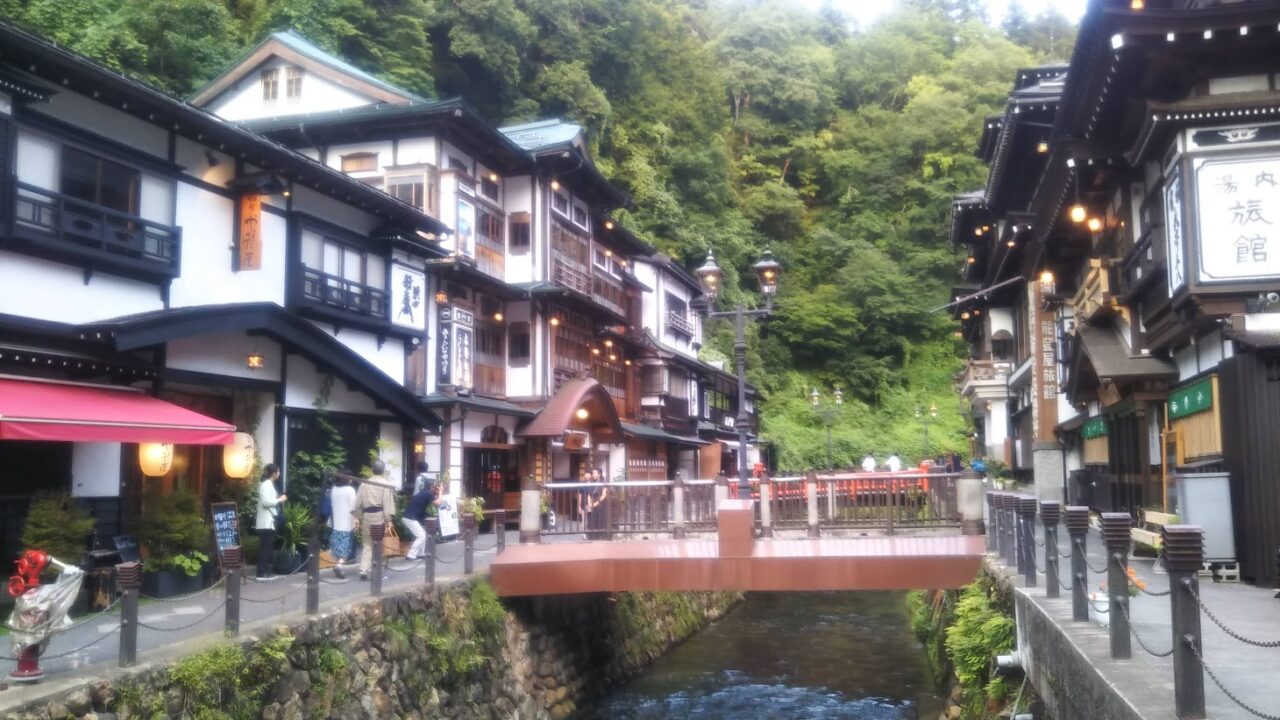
<box><xmin>1082</xmin><ymin>416</ymin><xmax>1108</xmax><ymax>439</ymax></box>
<box><xmin>1168</xmin><ymin>377</ymin><xmax>1213</xmax><ymax>420</ymax></box>
<box><xmin>1194</xmin><ymin>154</ymin><xmax>1280</xmax><ymax>283</ymax></box>
<box><xmin>237</xmin><ymin>193</ymin><xmax>262</xmax><ymax>271</ymax></box>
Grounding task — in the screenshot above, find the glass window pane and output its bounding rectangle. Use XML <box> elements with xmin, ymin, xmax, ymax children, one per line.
<box><xmin>60</xmin><ymin>146</ymin><xmax>98</xmax><ymax>204</ymax></box>
<box><xmin>342</xmin><ymin>248</ymin><xmax>362</xmax><ymax>282</ymax></box>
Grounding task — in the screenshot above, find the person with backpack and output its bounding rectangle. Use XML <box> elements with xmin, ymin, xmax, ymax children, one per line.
<box><xmin>402</xmin><ymin>480</ymin><xmax>442</xmax><ymax>560</ymax></box>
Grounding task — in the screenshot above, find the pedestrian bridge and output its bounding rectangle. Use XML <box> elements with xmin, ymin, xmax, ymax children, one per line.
<box><xmin>490</xmin><ymin>471</ymin><xmax>987</xmax><ymax>596</ymax></box>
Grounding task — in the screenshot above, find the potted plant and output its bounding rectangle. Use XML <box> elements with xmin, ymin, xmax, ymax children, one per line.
<box><xmin>460</xmin><ymin>496</ymin><xmax>486</xmax><ymax>532</ymax></box>
<box><xmin>136</xmin><ymin>490</ymin><xmax>211</xmax><ymax>598</ymax></box>
<box><xmin>21</xmin><ymin>493</ymin><xmax>96</xmax><ymax>614</ymax></box>
<box><xmin>274</xmin><ymin>503</ymin><xmax>313</xmax><ymax>574</ymax></box>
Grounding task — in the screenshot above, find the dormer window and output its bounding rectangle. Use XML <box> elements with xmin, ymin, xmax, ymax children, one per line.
<box><xmin>286</xmin><ymin>67</ymin><xmax>305</xmax><ymax>98</ymax></box>
<box><xmin>261</xmin><ymin>69</ymin><xmax>279</xmax><ymax>101</ymax></box>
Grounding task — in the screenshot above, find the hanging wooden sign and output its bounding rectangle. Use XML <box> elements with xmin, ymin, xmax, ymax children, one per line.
<box><xmin>237</xmin><ymin>193</ymin><xmax>262</xmax><ymax>271</ymax></box>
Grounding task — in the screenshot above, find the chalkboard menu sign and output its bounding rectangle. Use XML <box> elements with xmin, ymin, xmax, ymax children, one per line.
<box><xmin>113</xmin><ymin>535</ymin><xmax>140</xmax><ymax>563</ymax></box>
<box><xmin>211</xmin><ymin>501</ymin><xmax>240</xmax><ymax>556</ymax></box>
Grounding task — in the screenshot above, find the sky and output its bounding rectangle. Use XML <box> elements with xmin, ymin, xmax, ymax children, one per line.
<box><xmin>800</xmin><ymin>0</ymin><xmax>1089</xmax><ymax>28</ymax></box>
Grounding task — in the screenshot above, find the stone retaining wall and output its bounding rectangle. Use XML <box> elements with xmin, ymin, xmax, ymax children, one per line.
<box><xmin>2</xmin><ymin>579</ymin><xmax>742</xmax><ymax>720</ymax></box>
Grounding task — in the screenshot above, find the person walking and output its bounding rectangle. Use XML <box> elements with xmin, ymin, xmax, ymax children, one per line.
<box><xmin>402</xmin><ymin>480</ymin><xmax>441</xmax><ymax>559</ymax></box>
<box><xmin>328</xmin><ymin>471</ymin><xmax>357</xmax><ymax>578</ymax></box>
<box><xmin>861</xmin><ymin>455</ymin><xmax>877</xmax><ymax>473</ymax></box>
<box><xmin>885</xmin><ymin>454</ymin><xmax>902</xmax><ymax>473</ymax></box>
<box><xmin>254</xmin><ymin>464</ymin><xmax>286</xmax><ymax>578</ymax></box>
<box><xmin>354</xmin><ymin>459</ymin><xmax>398</xmax><ymax>581</ymax></box>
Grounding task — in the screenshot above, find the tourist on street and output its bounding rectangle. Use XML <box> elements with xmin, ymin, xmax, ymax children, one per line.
<box><xmin>861</xmin><ymin>455</ymin><xmax>877</xmax><ymax>473</ymax></box>
<box><xmin>254</xmin><ymin>464</ymin><xmax>286</xmax><ymax>579</ymax></box>
<box><xmin>412</xmin><ymin>460</ymin><xmax>432</xmax><ymax>495</ymax></box>
<box><xmin>885</xmin><ymin>455</ymin><xmax>902</xmax><ymax>472</ymax></box>
<box><xmin>354</xmin><ymin>460</ymin><xmax>398</xmax><ymax>581</ymax></box>
<box><xmin>328</xmin><ymin>471</ymin><xmax>357</xmax><ymax>578</ymax></box>
<box><xmin>578</xmin><ymin>466</ymin><xmax>610</xmax><ymax>539</ymax></box>
<box><xmin>403</xmin><ymin>480</ymin><xmax>442</xmax><ymax>560</ymax></box>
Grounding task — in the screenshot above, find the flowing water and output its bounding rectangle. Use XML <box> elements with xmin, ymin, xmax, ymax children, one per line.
<box><xmin>591</xmin><ymin>592</ymin><xmax>942</xmax><ymax>720</ymax></box>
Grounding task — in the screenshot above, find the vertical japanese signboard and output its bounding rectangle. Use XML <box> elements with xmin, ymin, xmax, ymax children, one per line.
<box><xmin>1034</xmin><ymin>281</ymin><xmax>1059</xmax><ymax>440</ymax></box>
<box><xmin>237</xmin><ymin>193</ymin><xmax>262</xmax><ymax>271</ymax></box>
<box><xmin>1165</xmin><ymin>168</ymin><xmax>1186</xmax><ymax>296</ymax></box>
<box><xmin>437</xmin><ymin>306</ymin><xmax>453</xmax><ymax>386</ymax></box>
<box><xmin>390</xmin><ymin>264</ymin><xmax>426</xmax><ymax>331</ymax></box>
<box><xmin>1195</xmin><ymin>153</ymin><xmax>1280</xmax><ymax>283</ymax></box>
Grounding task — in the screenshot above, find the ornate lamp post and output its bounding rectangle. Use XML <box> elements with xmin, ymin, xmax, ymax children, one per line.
<box><xmin>695</xmin><ymin>249</ymin><xmax>781</xmax><ymax>500</ymax></box>
<box><xmin>915</xmin><ymin>402</ymin><xmax>938</xmax><ymax>460</ymax></box>
<box><xmin>809</xmin><ymin>386</ymin><xmax>843</xmax><ymax>471</ymax></box>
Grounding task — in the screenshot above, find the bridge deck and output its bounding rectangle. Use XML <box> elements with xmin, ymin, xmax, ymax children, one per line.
<box><xmin>489</xmin><ymin>535</ymin><xmax>987</xmax><ymax>596</ymax></box>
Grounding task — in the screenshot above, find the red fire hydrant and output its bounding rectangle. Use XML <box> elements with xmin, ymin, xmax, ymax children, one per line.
<box><xmin>8</xmin><ymin>550</ymin><xmax>51</xmax><ymax>681</ymax></box>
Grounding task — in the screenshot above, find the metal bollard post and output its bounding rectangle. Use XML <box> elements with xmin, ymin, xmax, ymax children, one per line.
<box><xmin>805</xmin><ymin>471</ymin><xmax>820</xmax><ymax>538</ymax></box>
<box><xmin>116</xmin><ymin>561</ymin><xmax>142</xmax><ymax>667</ymax></box>
<box><xmin>222</xmin><ymin>547</ymin><xmax>243</xmax><ymax>636</ymax></box>
<box><xmin>1041</xmin><ymin>502</ymin><xmax>1061</xmax><ymax>599</ymax></box>
<box><xmin>1164</xmin><ymin>525</ymin><xmax>1206</xmax><ymax>720</ymax></box>
<box><xmin>673</xmin><ymin>471</ymin><xmax>687</xmax><ymax>539</ymax></box>
<box><xmin>519</xmin><ymin>473</ymin><xmax>541</xmax><ymax>544</ymax></box>
<box><xmin>759</xmin><ymin>473</ymin><xmax>773</xmax><ymax>538</ymax></box>
<box><xmin>494</xmin><ymin>509</ymin><xmax>506</xmax><ymax>554</ymax></box>
<box><xmin>424</xmin><ymin>517</ymin><xmax>438</xmax><ymax>587</ymax></box>
<box><xmin>996</xmin><ymin>493</ymin><xmax>1014</xmax><ymax>564</ymax></box>
<box><xmin>306</xmin><ymin>520</ymin><xmax>320</xmax><ymax>616</ymax></box>
<box><xmin>1100</xmin><ymin>512</ymin><xmax>1132</xmax><ymax>659</ymax></box>
<box><xmin>1066</xmin><ymin>506</ymin><xmax>1091</xmax><ymax>622</ymax></box>
<box><xmin>1016</xmin><ymin>495</ymin><xmax>1037</xmax><ymax>587</ymax></box>
<box><xmin>463</xmin><ymin>514</ymin><xmax>476</xmax><ymax>575</ymax></box>
<box><xmin>986</xmin><ymin>492</ymin><xmax>998</xmax><ymax>553</ymax></box>
<box><xmin>369</xmin><ymin>523</ymin><xmax>385</xmax><ymax>597</ymax></box>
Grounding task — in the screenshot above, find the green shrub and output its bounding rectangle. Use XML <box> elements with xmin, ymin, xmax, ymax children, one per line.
<box><xmin>21</xmin><ymin>493</ymin><xmax>95</xmax><ymax>564</ymax></box>
<box><xmin>137</xmin><ymin>490</ymin><xmax>209</xmax><ymax>574</ymax></box>
<box><xmin>944</xmin><ymin>580</ymin><xmax>1016</xmax><ymax>714</ymax></box>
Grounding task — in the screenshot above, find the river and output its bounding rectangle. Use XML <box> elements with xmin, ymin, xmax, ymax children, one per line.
<box><xmin>591</xmin><ymin>592</ymin><xmax>943</xmax><ymax>720</ymax></box>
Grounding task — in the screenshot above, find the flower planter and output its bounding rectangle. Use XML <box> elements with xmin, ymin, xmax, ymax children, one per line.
<box><xmin>142</xmin><ymin>569</ymin><xmax>202</xmax><ymax>598</ymax></box>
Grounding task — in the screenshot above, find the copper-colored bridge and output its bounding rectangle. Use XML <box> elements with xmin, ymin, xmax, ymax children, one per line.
<box><xmin>491</xmin><ymin>472</ymin><xmax>989</xmax><ymax>597</ymax></box>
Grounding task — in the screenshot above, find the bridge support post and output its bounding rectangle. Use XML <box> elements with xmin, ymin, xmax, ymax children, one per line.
<box><xmin>759</xmin><ymin>472</ymin><xmax>773</xmax><ymax>538</ymax></box>
<box><xmin>1163</xmin><ymin>525</ymin><xmax>1206</xmax><ymax>720</ymax></box>
<box><xmin>520</xmin><ymin>473</ymin><xmax>541</xmax><ymax>544</ymax></box>
<box><xmin>958</xmin><ymin>471</ymin><xmax>984</xmax><ymax>536</ymax></box>
<box><xmin>714</xmin><ymin>474</ymin><xmax>729</xmax><ymax>510</ymax></box>
<box><xmin>673</xmin><ymin>471</ymin><xmax>687</xmax><ymax>539</ymax></box>
<box><xmin>1101</xmin><ymin>512</ymin><xmax>1132</xmax><ymax>659</ymax></box>
<box><xmin>805</xmin><ymin>471</ymin><xmax>819</xmax><ymax>538</ymax></box>
<box><xmin>985</xmin><ymin>491</ymin><xmax>998</xmax><ymax>552</ymax></box>
<box><xmin>1065</xmin><ymin>506</ymin><xmax>1090</xmax><ymax>622</ymax></box>
<box><xmin>1041</xmin><ymin>501</ymin><xmax>1061</xmax><ymax>598</ymax></box>
<box><xmin>1016</xmin><ymin>495</ymin><xmax>1037</xmax><ymax>587</ymax></box>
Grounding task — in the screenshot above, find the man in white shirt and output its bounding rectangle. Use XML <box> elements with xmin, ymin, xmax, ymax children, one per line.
<box><xmin>885</xmin><ymin>455</ymin><xmax>902</xmax><ymax>472</ymax></box>
<box><xmin>861</xmin><ymin>455</ymin><xmax>877</xmax><ymax>473</ymax></box>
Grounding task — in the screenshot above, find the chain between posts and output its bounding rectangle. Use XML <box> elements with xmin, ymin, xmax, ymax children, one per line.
<box><xmin>241</xmin><ymin>587</ymin><xmax>298</xmax><ymax>603</ymax></box>
<box><xmin>1075</xmin><ymin>538</ymin><xmax>1108</xmax><ymax>574</ymax></box>
<box><xmin>0</xmin><ymin>625</ymin><xmax>122</xmax><ymax>663</ymax></box>
<box><xmin>1189</xmin><ymin>640</ymin><xmax>1280</xmax><ymax>720</ymax></box>
<box><xmin>1184</xmin><ymin>580</ymin><xmax>1280</xmax><ymax>648</ymax></box>
<box><xmin>383</xmin><ymin>559</ymin><xmax>425</xmax><ymax>573</ymax></box>
<box><xmin>245</xmin><ymin>558</ymin><xmax>308</xmax><ymax>582</ymax></box>
<box><xmin>1115</xmin><ymin>602</ymin><xmax>1174</xmax><ymax>658</ymax></box>
<box><xmin>136</xmin><ymin>599</ymin><xmax>228</xmax><ymax>632</ymax></box>
<box><xmin>139</xmin><ymin>576</ymin><xmax>227</xmax><ymax>603</ymax></box>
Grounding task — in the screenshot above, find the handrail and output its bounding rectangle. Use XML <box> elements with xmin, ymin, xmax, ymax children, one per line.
<box><xmin>15</xmin><ymin>180</ymin><xmax>176</xmax><ymax>232</ymax></box>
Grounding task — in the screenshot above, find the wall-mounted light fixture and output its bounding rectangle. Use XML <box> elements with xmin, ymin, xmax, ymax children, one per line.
<box><xmin>246</xmin><ymin>352</ymin><xmax>265</xmax><ymax>371</ymax></box>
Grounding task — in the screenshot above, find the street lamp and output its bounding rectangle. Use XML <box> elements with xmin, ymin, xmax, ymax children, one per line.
<box><xmin>810</xmin><ymin>386</ymin><xmax>843</xmax><ymax>471</ymax></box>
<box><xmin>696</xmin><ymin>248</ymin><xmax>781</xmax><ymax>500</ymax></box>
<box><xmin>915</xmin><ymin>402</ymin><xmax>938</xmax><ymax>460</ymax></box>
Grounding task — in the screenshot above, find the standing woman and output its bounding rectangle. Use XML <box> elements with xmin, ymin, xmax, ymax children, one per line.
<box><xmin>586</xmin><ymin>466</ymin><xmax>610</xmax><ymax>539</ymax></box>
<box><xmin>328</xmin><ymin>472</ymin><xmax>358</xmax><ymax>578</ymax></box>
<box><xmin>254</xmin><ymin>464</ymin><xmax>286</xmax><ymax>578</ymax></box>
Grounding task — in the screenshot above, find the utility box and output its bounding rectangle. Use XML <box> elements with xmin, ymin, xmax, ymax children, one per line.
<box><xmin>1174</xmin><ymin>472</ymin><xmax>1236</xmax><ymax>562</ymax></box>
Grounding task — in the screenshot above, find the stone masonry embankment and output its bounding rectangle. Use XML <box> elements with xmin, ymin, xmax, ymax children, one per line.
<box><xmin>2</xmin><ymin>578</ymin><xmax>742</xmax><ymax>720</ymax></box>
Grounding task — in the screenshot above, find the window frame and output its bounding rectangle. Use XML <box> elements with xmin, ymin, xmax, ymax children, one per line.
<box><xmin>60</xmin><ymin>145</ymin><xmax>141</xmax><ymax>216</ymax></box>
<box><xmin>340</xmin><ymin>152</ymin><xmax>379</xmax><ymax>174</ymax></box>
<box><xmin>508</xmin><ymin>322</ymin><xmax>531</xmax><ymax>367</ymax></box>
<box><xmin>261</xmin><ymin>68</ymin><xmax>279</xmax><ymax>101</ymax></box>
<box><xmin>285</xmin><ymin>66</ymin><xmax>305</xmax><ymax>99</ymax></box>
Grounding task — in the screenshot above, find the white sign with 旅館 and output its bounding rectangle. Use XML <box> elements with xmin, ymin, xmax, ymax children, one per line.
<box><xmin>1195</xmin><ymin>154</ymin><xmax>1280</xmax><ymax>283</ymax></box>
<box><xmin>390</xmin><ymin>263</ymin><xmax>426</xmax><ymax>331</ymax></box>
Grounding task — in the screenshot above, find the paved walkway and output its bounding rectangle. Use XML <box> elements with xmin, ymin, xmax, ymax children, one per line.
<box><xmin>1008</xmin><ymin>522</ymin><xmax>1280</xmax><ymax>720</ymax></box>
<box><xmin>0</xmin><ymin>531</ymin><xmax>514</xmax><ymax>710</ymax></box>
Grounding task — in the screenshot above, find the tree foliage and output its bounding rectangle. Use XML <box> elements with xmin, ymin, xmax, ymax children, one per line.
<box><xmin>0</xmin><ymin>0</ymin><xmax>1064</xmax><ymax>469</ymax></box>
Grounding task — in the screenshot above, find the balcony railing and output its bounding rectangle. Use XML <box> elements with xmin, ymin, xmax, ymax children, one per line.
<box><xmin>551</xmin><ymin>249</ymin><xmax>592</xmax><ymax>296</ymax></box>
<box><xmin>301</xmin><ymin>266</ymin><xmax>388</xmax><ymax>318</ymax></box>
<box><xmin>592</xmin><ymin>271</ymin><xmax>625</xmax><ymax>316</ymax></box>
<box><xmin>666</xmin><ymin>311</ymin><xmax>696</xmax><ymax>337</ymax></box>
<box><xmin>8</xmin><ymin>179</ymin><xmax>180</xmax><ymax>277</ymax></box>
<box><xmin>957</xmin><ymin>359</ymin><xmax>1011</xmax><ymax>396</ymax></box>
<box><xmin>475</xmin><ymin>232</ymin><xmax>505</xmax><ymax>280</ymax></box>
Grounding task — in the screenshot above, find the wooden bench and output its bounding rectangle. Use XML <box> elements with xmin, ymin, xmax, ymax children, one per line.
<box><xmin>1131</xmin><ymin>509</ymin><xmax>1177</xmax><ymax>551</ymax></box>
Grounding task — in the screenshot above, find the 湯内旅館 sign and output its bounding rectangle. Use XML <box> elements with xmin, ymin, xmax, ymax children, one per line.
<box><xmin>1193</xmin><ymin>153</ymin><xmax>1280</xmax><ymax>284</ymax></box>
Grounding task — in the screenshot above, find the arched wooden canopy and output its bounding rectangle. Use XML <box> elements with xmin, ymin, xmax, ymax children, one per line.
<box><xmin>517</xmin><ymin>377</ymin><xmax>623</xmax><ymax>443</ymax></box>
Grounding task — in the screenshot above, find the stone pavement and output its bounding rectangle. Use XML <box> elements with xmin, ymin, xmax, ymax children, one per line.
<box><xmin>0</xmin><ymin>530</ymin><xmax>515</xmax><ymax>710</ymax></box>
<box><xmin>1007</xmin><ymin>522</ymin><xmax>1280</xmax><ymax>720</ymax></box>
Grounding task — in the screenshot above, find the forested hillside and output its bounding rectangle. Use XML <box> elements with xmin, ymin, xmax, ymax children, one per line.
<box><xmin>0</xmin><ymin>0</ymin><xmax>1074</xmax><ymax>468</ymax></box>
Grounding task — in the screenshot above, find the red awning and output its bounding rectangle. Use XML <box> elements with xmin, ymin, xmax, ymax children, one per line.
<box><xmin>0</xmin><ymin>378</ymin><xmax>235</xmax><ymax>444</ymax></box>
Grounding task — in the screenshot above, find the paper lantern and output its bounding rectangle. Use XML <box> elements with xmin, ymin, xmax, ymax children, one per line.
<box><xmin>222</xmin><ymin>432</ymin><xmax>256</xmax><ymax>479</ymax></box>
<box><xmin>139</xmin><ymin>442</ymin><xmax>174</xmax><ymax>477</ymax></box>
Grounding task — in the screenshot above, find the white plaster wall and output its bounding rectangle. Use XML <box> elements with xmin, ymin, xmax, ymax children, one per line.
<box><xmin>325</xmin><ymin>141</ymin><xmax>395</xmax><ymax>173</ymax></box>
<box><xmin>440</xmin><ymin>143</ymin><xmax>473</xmax><ymax>174</ymax></box>
<box><xmin>283</xmin><ymin>354</ymin><xmax>390</xmax><ymax>416</ymax></box>
<box><xmin>985</xmin><ymin>400</ymin><xmax>1009</xmax><ymax>461</ymax></box>
<box><xmin>166</xmin><ymin>332</ymin><xmax>283</xmax><ymax>381</ymax></box>
<box><xmin>378</xmin><ymin>421</ymin><xmax>406</xmax><ymax>489</ymax></box>
<box><xmin>71</xmin><ymin>443</ymin><xmax>122</xmax><ymax>497</ymax></box>
<box><xmin>207</xmin><ymin>59</ymin><xmax>377</xmax><ymax>122</ymax></box>
<box><xmin>169</xmin><ymin>185</ymin><xmax>288</xmax><ymax>308</ymax></box>
<box><xmin>1174</xmin><ymin>343</ymin><xmax>1199</xmax><ymax>381</ymax></box>
<box><xmin>306</xmin><ymin>323</ymin><xmax>406</xmax><ymax>384</ymax></box>
<box><xmin>506</xmin><ymin>300</ymin><xmax>534</xmax><ymax>397</ymax></box>
<box><xmin>36</xmin><ymin>93</ymin><xmax>168</xmax><ymax>159</ymax></box>
<box><xmin>290</xmin><ymin>187</ymin><xmax>380</xmax><ymax>237</ymax></box>
<box><xmin>459</xmin><ymin>414</ymin><xmax>518</xmax><ymax>443</ymax></box>
<box><xmin>176</xmin><ymin>137</ymin><xmax>236</xmax><ymax>188</ymax></box>
<box><xmin>15</xmin><ymin>130</ymin><xmax>58</xmax><ymax>188</ymax></box>
<box><xmin>989</xmin><ymin>307</ymin><xmax>1015</xmax><ymax>338</ymax></box>
<box><xmin>396</xmin><ymin>138</ymin><xmax>436</xmax><ymax>167</ymax></box>
<box><xmin>634</xmin><ymin>260</ymin><xmax>660</xmax><ymax>331</ymax></box>
<box><xmin>0</xmin><ymin>250</ymin><xmax>162</xmax><ymax>323</ymax></box>
<box><xmin>1198</xmin><ymin>329</ymin><xmax>1225</xmax><ymax>373</ymax></box>
<box><xmin>139</xmin><ymin>174</ymin><xmax>175</xmax><ymax>225</ymax></box>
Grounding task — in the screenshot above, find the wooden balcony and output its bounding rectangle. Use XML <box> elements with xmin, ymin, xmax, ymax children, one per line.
<box><xmin>640</xmin><ymin>395</ymin><xmax>695</xmax><ymax>433</ymax></box>
<box><xmin>474</xmin><ymin>361</ymin><xmax>505</xmax><ymax>398</ymax></box>
<box><xmin>1072</xmin><ymin>257</ymin><xmax>1119</xmax><ymax>323</ymax></box>
<box><xmin>1119</xmin><ymin>226</ymin><xmax>1163</xmax><ymax>302</ymax></box>
<box><xmin>592</xmin><ymin>272</ymin><xmax>625</xmax><ymax>316</ymax></box>
<box><xmin>551</xmin><ymin>248</ymin><xmax>628</xmax><ymax>318</ymax></box>
<box><xmin>6</xmin><ymin>177</ymin><xmax>181</xmax><ymax>280</ymax></box>
<box><xmin>552</xmin><ymin>249</ymin><xmax>592</xmax><ymax>296</ymax></box>
<box><xmin>301</xmin><ymin>266</ymin><xmax>388</xmax><ymax>318</ymax></box>
<box><xmin>956</xmin><ymin>359</ymin><xmax>1011</xmax><ymax>399</ymax></box>
<box><xmin>476</xmin><ymin>233</ymin><xmax>505</xmax><ymax>280</ymax></box>
<box><xmin>666</xmin><ymin>311</ymin><xmax>696</xmax><ymax>338</ymax></box>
